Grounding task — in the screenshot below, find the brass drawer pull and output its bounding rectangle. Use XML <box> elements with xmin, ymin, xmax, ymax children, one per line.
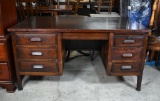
<box><xmin>33</xmin><ymin>65</ymin><xmax>44</xmax><ymax>69</ymax></box>
<box><xmin>30</xmin><ymin>37</ymin><xmax>42</xmax><ymax>42</ymax></box>
<box><xmin>123</xmin><ymin>40</ymin><xmax>135</xmax><ymax>44</ymax></box>
<box><xmin>121</xmin><ymin>66</ymin><xmax>132</xmax><ymax>70</ymax></box>
<box><xmin>31</xmin><ymin>52</ymin><xmax>43</xmax><ymax>56</ymax></box>
<box><xmin>122</xmin><ymin>53</ymin><xmax>133</xmax><ymax>58</ymax></box>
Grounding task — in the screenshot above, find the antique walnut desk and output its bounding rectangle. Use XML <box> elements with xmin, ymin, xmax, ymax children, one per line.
<box><xmin>8</xmin><ymin>16</ymin><xmax>150</xmax><ymax>91</ymax></box>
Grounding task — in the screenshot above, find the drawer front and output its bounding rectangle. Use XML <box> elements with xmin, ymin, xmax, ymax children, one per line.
<box><xmin>63</xmin><ymin>32</ymin><xmax>109</xmax><ymax>40</ymax></box>
<box><xmin>112</xmin><ymin>48</ymin><xmax>142</xmax><ymax>60</ymax></box>
<box><xmin>19</xmin><ymin>61</ymin><xmax>58</xmax><ymax>72</ymax></box>
<box><xmin>114</xmin><ymin>35</ymin><xmax>144</xmax><ymax>47</ymax></box>
<box><xmin>17</xmin><ymin>47</ymin><xmax>57</xmax><ymax>59</ymax></box>
<box><xmin>0</xmin><ymin>43</ymin><xmax>7</xmax><ymax>61</ymax></box>
<box><xmin>16</xmin><ymin>34</ymin><xmax>57</xmax><ymax>45</ymax></box>
<box><xmin>0</xmin><ymin>22</ymin><xmax>3</xmax><ymax>36</ymax></box>
<box><xmin>0</xmin><ymin>63</ymin><xmax>10</xmax><ymax>80</ymax></box>
<box><xmin>112</xmin><ymin>62</ymin><xmax>141</xmax><ymax>73</ymax></box>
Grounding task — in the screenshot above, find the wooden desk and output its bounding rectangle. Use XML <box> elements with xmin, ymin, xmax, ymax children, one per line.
<box><xmin>8</xmin><ymin>16</ymin><xmax>150</xmax><ymax>91</ymax></box>
<box><xmin>38</xmin><ymin>5</ymin><xmax>73</xmax><ymax>16</ymax></box>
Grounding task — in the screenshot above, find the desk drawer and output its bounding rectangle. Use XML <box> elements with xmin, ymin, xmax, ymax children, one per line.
<box><xmin>19</xmin><ymin>61</ymin><xmax>58</xmax><ymax>72</ymax></box>
<box><xmin>114</xmin><ymin>35</ymin><xmax>144</xmax><ymax>47</ymax></box>
<box><xmin>17</xmin><ymin>47</ymin><xmax>57</xmax><ymax>59</ymax></box>
<box><xmin>0</xmin><ymin>23</ymin><xmax>3</xmax><ymax>36</ymax></box>
<box><xmin>0</xmin><ymin>63</ymin><xmax>10</xmax><ymax>80</ymax></box>
<box><xmin>63</xmin><ymin>32</ymin><xmax>109</xmax><ymax>40</ymax></box>
<box><xmin>112</xmin><ymin>48</ymin><xmax>142</xmax><ymax>60</ymax></box>
<box><xmin>0</xmin><ymin>43</ymin><xmax>7</xmax><ymax>61</ymax></box>
<box><xmin>112</xmin><ymin>62</ymin><xmax>141</xmax><ymax>73</ymax></box>
<box><xmin>16</xmin><ymin>34</ymin><xmax>57</xmax><ymax>45</ymax></box>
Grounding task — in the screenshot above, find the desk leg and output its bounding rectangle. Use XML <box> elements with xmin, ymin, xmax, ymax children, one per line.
<box><xmin>53</xmin><ymin>11</ymin><xmax>58</xmax><ymax>16</ymax></box>
<box><xmin>66</xmin><ymin>50</ymin><xmax>70</xmax><ymax>61</ymax></box>
<box><xmin>155</xmin><ymin>51</ymin><xmax>160</xmax><ymax>70</ymax></box>
<box><xmin>98</xmin><ymin>0</ymin><xmax>101</xmax><ymax>14</ymax></box>
<box><xmin>5</xmin><ymin>84</ymin><xmax>16</xmax><ymax>93</ymax></box>
<box><xmin>17</xmin><ymin>74</ymin><xmax>23</xmax><ymax>90</ymax></box>
<box><xmin>136</xmin><ymin>73</ymin><xmax>143</xmax><ymax>91</ymax></box>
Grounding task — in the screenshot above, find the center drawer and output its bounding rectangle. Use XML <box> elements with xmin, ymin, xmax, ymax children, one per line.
<box><xmin>19</xmin><ymin>61</ymin><xmax>58</xmax><ymax>72</ymax></box>
<box><xmin>15</xmin><ymin>34</ymin><xmax>57</xmax><ymax>45</ymax></box>
<box><xmin>17</xmin><ymin>47</ymin><xmax>57</xmax><ymax>59</ymax></box>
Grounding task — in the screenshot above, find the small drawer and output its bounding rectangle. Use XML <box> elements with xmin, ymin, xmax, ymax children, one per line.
<box><xmin>16</xmin><ymin>34</ymin><xmax>57</xmax><ymax>45</ymax></box>
<box><xmin>19</xmin><ymin>61</ymin><xmax>58</xmax><ymax>72</ymax></box>
<box><xmin>112</xmin><ymin>48</ymin><xmax>142</xmax><ymax>60</ymax></box>
<box><xmin>0</xmin><ymin>43</ymin><xmax>7</xmax><ymax>61</ymax></box>
<box><xmin>114</xmin><ymin>35</ymin><xmax>144</xmax><ymax>47</ymax></box>
<box><xmin>112</xmin><ymin>62</ymin><xmax>141</xmax><ymax>73</ymax></box>
<box><xmin>0</xmin><ymin>63</ymin><xmax>10</xmax><ymax>80</ymax></box>
<box><xmin>0</xmin><ymin>23</ymin><xmax>3</xmax><ymax>36</ymax></box>
<box><xmin>17</xmin><ymin>47</ymin><xmax>57</xmax><ymax>59</ymax></box>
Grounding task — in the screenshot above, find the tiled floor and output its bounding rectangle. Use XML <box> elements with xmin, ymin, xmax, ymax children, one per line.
<box><xmin>0</xmin><ymin>52</ymin><xmax>160</xmax><ymax>101</ymax></box>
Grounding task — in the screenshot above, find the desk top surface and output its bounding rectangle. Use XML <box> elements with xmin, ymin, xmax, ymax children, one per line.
<box><xmin>8</xmin><ymin>16</ymin><xmax>150</xmax><ymax>33</ymax></box>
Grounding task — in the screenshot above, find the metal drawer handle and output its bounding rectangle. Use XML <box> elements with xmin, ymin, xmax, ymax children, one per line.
<box><xmin>123</xmin><ymin>40</ymin><xmax>135</xmax><ymax>44</ymax></box>
<box><xmin>30</xmin><ymin>37</ymin><xmax>42</xmax><ymax>42</ymax></box>
<box><xmin>122</xmin><ymin>53</ymin><xmax>133</xmax><ymax>58</ymax></box>
<box><xmin>33</xmin><ymin>65</ymin><xmax>44</xmax><ymax>69</ymax></box>
<box><xmin>31</xmin><ymin>52</ymin><xmax>43</xmax><ymax>56</ymax></box>
<box><xmin>121</xmin><ymin>66</ymin><xmax>132</xmax><ymax>70</ymax></box>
